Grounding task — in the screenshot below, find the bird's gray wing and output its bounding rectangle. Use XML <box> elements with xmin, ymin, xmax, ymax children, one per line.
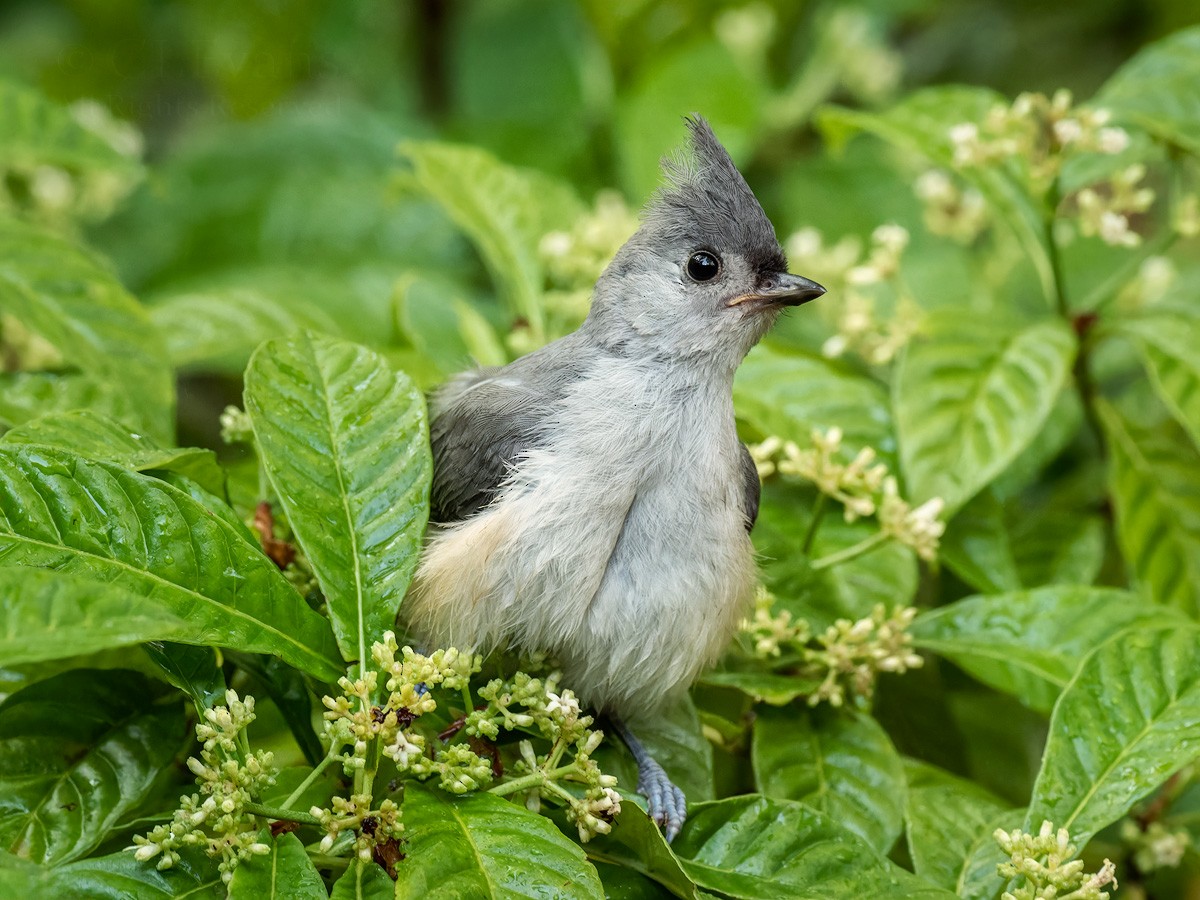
<box><xmin>428</xmin><ymin>366</ymin><xmax>557</xmax><ymax>524</ymax></box>
<box><xmin>738</xmin><ymin>442</ymin><xmax>761</xmax><ymax>532</ymax></box>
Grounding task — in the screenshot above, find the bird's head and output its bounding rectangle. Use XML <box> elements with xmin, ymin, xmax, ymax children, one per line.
<box><xmin>585</xmin><ymin>116</ymin><xmax>825</xmax><ymax>371</ymax></box>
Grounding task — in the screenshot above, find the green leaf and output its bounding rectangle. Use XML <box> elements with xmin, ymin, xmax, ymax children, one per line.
<box><xmin>143</xmin><ymin>643</ymin><xmax>228</xmax><ymax>713</ymax></box>
<box><xmin>697</xmin><ymin>671</ymin><xmax>821</xmax><ymax>707</ymax></box>
<box><xmin>149</xmin><ymin>286</ymin><xmax>340</xmax><ymax>374</ymax></box>
<box><xmin>0</xmin><ymin>567</ymin><xmax>190</xmax><ymax>667</ymax></box>
<box><xmin>672</xmin><ymin>795</ymin><xmax>956</xmax><ymax>899</ymax></box>
<box><xmin>245</xmin><ymin>331</ymin><xmax>432</xmax><ymax>666</ymax></box>
<box><xmin>0</xmin><ymin>80</ymin><xmax>141</xmax><ymax>189</ymax></box>
<box><xmin>0</xmin><ymin>668</ymin><xmax>186</xmax><ymax>865</ymax></box>
<box><xmin>1</xmin><ymin>409</ymin><xmax>225</xmax><ymax>496</ymax></box>
<box><xmin>230</xmin><ymin>651</ymin><xmax>323</xmax><ymax>766</ymax></box>
<box><xmin>939</xmin><ymin>490</ymin><xmax>1022</xmax><ymax>594</ymax></box>
<box><xmin>957</xmin><ymin>808</ymin><xmax>1024</xmax><ymax>900</ymax></box>
<box><xmin>400</xmin><ymin>140</ymin><xmax>583</xmax><ymax>337</ymax></box>
<box><xmin>734</xmin><ymin>345</ymin><xmax>897</xmax><ymax>466</ymax></box>
<box><xmin>0</xmin><ymin>218</ymin><xmax>172</xmax><ymax>440</ymax></box>
<box><xmin>0</xmin><ymin>446</ymin><xmax>343</xmax><ymax>680</ymax></box>
<box><xmin>567</xmin><ymin>805</ymin><xmax>697</xmax><ymax>900</ymax></box>
<box><xmin>1026</xmin><ymin>624</ymin><xmax>1200</xmax><ymax>845</ymax></box>
<box><xmin>331</xmin><ymin>860</ymin><xmax>395</xmax><ymax>900</ymax></box>
<box><xmin>228</xmin><ymin>832</ymin><xmax>326</xmax><ymax>899</ymax></box>
<box><xmin>1096</xmin><ymin>25</ymin><xmax>1200</xmax><ymax>156</ymax></box>
<box><xmin>1008</xmin><ymin>510</ymin><xmax>1105</xmax><ymax>588</ymax></box>
<box><xmin>903</xmin><ymin>765</ymin><xmax>1011</xmax><ymax>893</ymax></box>
<box><xmin>894</xmin><ymin>314</ymin><xmax>1076</xmax><ymax>510</ymax></box>
<box><xmin>1119</xmin><ymin>310</ymin><xmax>1200</xmax><ymax>450</ymax></box>
<box><xmin>752</xmin><ymin>707</ymin><xmax>905</xmax><ymax>854</ymax></box>
<box><xmin>394</xmin><ymin>782</ymin><xmax>604</xmax><ymax>899</ymax></box>
<box><xmin>33</xmin><ymin>849</ymin><xmax>223</xmax><ymax>899</ymax></box>
<box><xmin>818</xmin><ymin>87</ymin><xmax>1054</xmax><ymax>300</ymax></box>
<box><xmin>1099</xmin><ymin>401</ymin><xmax>1200</xmax><ymax>615</ymax></box>
<box><xmin>912</xmin><ymin>586</ymin><xmax>1181</xmax><ymax>713</ymax></box>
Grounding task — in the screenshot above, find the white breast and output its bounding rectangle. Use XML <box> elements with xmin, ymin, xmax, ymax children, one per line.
<box><xmin>405</xmin><ymin>357</ymin><xmax>756</xmax><ymax>715</ymax></box>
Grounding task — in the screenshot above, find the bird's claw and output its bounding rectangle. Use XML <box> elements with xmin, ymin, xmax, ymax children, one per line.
<box><xmin>637</xmin><ymin>757</ymin><xmax>687</xmax><ymax>842</ymax></box>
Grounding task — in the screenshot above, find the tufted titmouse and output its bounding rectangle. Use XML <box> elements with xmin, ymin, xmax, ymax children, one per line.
<box><xmin>406</xmin><ymin>116</ymin><xmax>825</xmax><ymax>839</ymax></box>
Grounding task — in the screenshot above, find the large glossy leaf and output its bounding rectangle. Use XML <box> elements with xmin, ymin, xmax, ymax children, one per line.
<box><xmin>0</xmin><ymin>567</ymin><xmax>189</xmax><ymax>666</ymax></box>
<box><xmin>245</xmin><ymin>331</ymin><xmax>432</xmax><ymax>666</ymax></box>
<box><xmin>400</xmin><ymin>141</ymin><xmax>582</xmax><ymax>337</ymax></box>
<box><xmin>752</xmin><ymin>707</ymin><xmax>905</xmax><ymax>854</ymax></box>
<box><xmin>0</xmin><ymin>218</ymin><xmax>172</xmax><ymax>439</ymax></box>
<box><xmin>734</xmin><ymin>345</ymin><xmax>897</xmax><ymax>466</ymax></box>
<box><xmin>565</xmin><ymin>805</ymin><xmax>697</xmax><ymax>900</ymax></box>
<box><xmin>394</xmin><ymin>782</ymin><xmax>604</xmax><ymax>899</ymax></box>
<box><xmin>818</xmin><ymin>87</ymin><xmax>1054</xmax><ymax>299</ymax></box>
<box><xmin>672</xmin><ymin>796</ymin><xmax>955</xmax><ymax>899</ymax></box>
<box><xmin>1120</xmin><ymin>310</ymin><xmax>1200</xmax><ymax>450</ymax></box>
<box><xmin>1099</xmin><ymin>401</ymin><xmax>1200</xmax><ymax>615</ymax></box>
<box><xmin>331</xmin><ymin>860</ymin><xmax>395</xmax><ymax>900</ymax></box>
<box><xmin>13</xmin><ymin>849</ymin><xmax>223</xmax><ymax>899</ymax></box>
<box><xmin>0</xmin><ymin>446</ymin><xmax>343</xmax><ymax>680</ymax></box>
<box><xmin>150</xmin><ymin>287</ymin><xmax>340</xmax><ymax>374</ymax></box>
<box><xmin>228</xmin><ymin>832</ymin><xmax>326</xmax><ymax>899</ymax></box>
<box><xmin>0</xmin><ymin>669</ymin><xmax>186</xmax><ymax>865</ymax></box>
<box><xmin>894</xmin><ymin>314</ymin><xmax>1076</xmax><ymax>511</ymax></box>
<box><xmin>1008</xmin><ymin>509</ymin><xmax>1106</xmax><ymax>588</ymax></box>
<box><xmin>912</xmin><ymin>586</ymin><xmax>1180</xmax><ymax>713</ymax></box>
<box><xmin>1096</xmin><ymin>25</ymin><xmax>1200</xmax><ymax>156</ymax></box>
<box><xmin>143</xmin><ymin>643</ymin><xmax>227</xmax><ymax>713</ymax></box>
<box><xmin>903</xmin><ymin>764</ymin><xmax>1011</xmax><ymax>893</ymax></box>
<box><xmin>1026</xmin><ymin>624</ymin><xmax>1200</xmax><ymax>845</ymax></box>
<box><xmin>1</xmin><ymin>409</ymin><xmax>225</xmax><ymax>496</ymax></box>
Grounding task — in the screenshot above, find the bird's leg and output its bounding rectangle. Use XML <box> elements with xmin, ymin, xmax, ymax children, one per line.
<box><xmin>608</xmin><ymin>715</ymin><xmax>688</xmax><ymax>842</ymax></box>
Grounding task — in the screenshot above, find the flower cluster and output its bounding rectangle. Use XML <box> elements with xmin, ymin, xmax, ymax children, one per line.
<box><xmin>742</xmin><ymin>593</ymin><xmax>923</xmax><ymax>707</ymax></box>
<box><xmin>750</xmin><ymin>427</ymin><xmax>946</xmax><ymax>560</ymax></box>
<box><xmin>948</xmin><ymin>90</ymin><xmax>1130</xmax><ymax>189</ymax></box>
<box><xmin>0</xmin><ymin>99</ymin><xmax>142</xmax><ymax>225</ymax></box>
<box><xmin>877</xmin><ymin>477</ymin><xmax>946</xmax><ymax>562</ymax></box>
<box><xmin>219</xmin><ymin>405</ymin><xmax>255</xmax><ymax>445</ymax></box>
<box><xmin>130</xmin><ymin>691</ymin><xmax>277</xmax><ymax>883</ymax></box>
<box><xmin>786</xmin><ymin>225</ymin><xmax>921</xmax><ymax>365</ymax></box>
<box><xmin>914</xmin><ymin>169</ymin><xmax>990</xmax><ymax>244</ymax></box>
<box><xmin>804</xmin><ymin>605</ymin><xmax>923</xmax><ymax>706</ymax></box>
<box><xmin>468</xmin><ymin>673</ymin><xmax>621</xmax><ymax>841</ymax></box>
<box><xmin>1072</xmin><ymin>163</ymin><xmax>1155</xmax><ymax>247</ymax></box>
<box><xmin>994</xmin><ymin>821</ymin><xmax>1117</xmax><ymax>900</ymax></box>
<box><xmin>1119</xmin><ymin>820</ymin><xmax>1190</xmax><ymax>872</ymax></box>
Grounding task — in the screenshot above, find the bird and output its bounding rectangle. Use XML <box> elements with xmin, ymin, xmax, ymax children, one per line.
<box><xmin>404</xmin><ymin>115</ymin><xmax>825</xmax><ymax>840</ymax></box>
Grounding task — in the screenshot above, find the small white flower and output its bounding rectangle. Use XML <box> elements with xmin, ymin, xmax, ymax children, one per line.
<box><xmin>1096</xmin><ymin>126</ymin><xmax>1130</xmax><ymax>154</ymax></box>
<box><xmin>1053</xmin><ymin>118</ymin><xmax>1084</xmax><ymax>145</ymax></box>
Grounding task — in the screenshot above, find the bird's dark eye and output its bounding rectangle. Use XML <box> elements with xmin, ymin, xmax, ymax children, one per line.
<box><xmin>686</xmin><ymin>250</ymin><xmax>721</xmax><ymax>282</ymax></box>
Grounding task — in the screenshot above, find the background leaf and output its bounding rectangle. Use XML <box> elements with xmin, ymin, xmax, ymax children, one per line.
<box><xmin>1120</xmin><ymin>310</ymin><xmax>1200</xmax><ymax>450</ymax></box>
<box><xmin>912</xmin><ymin>586</ymin><xmax>1183</xmax><ymax>712</ymax></box>
<box><xmin>1026</xmin><ymin>624</ymin><xmax>1200</xmax><ymax>845</ymax></box>
<box><xmin>894</xmin><ymin>314</ymin><xmax>1076</xmax><ymax>510</ymax></box>
<box><xmin>752</xmin><ymin>707</ymin><xmax>906</xmax><ymax>854</ymax></box>
<box><xmin>672</xmin><ymin>795</ymin><xmax>954</xmax><ymax>899</ymax></box>
<box><xmin>0</xmin><ymin>668</ymin><xmax>186</xmax><ymax>865</ymax></box>
<box><xmin>244</xmin><ymin>331</ymin><xmax>432</xmax><ymax>666</ymax></box>
<box><xmin>0</xmin><ymin>446</ymin><xmax>343</xmax><ymax>680</ymax></box>
<box><xmin>394</xmin><ymin>782</ymin><xmax>604</xmax><ymax>899</ymax></box>
<box><xmin>1099</xmin><ymin>401</ymin><xmax>1200</xmax><ymax>615</ymax></box>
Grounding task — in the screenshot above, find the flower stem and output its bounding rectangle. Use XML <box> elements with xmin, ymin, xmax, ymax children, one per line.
<box><xmin>281</xmin><ymin>748</ymin><xmax>340</xmax><ymax>810</ymax></box>
<box><xmin>245</xmin><ymin>802</ymin><xmax>323</xmax><ymax>827</ymax></box>
<box><xmin>1043</xmin><ymin>181</ymin><xmax>1070</xmax><ymax>317</ymax></box>
<box><xmin>487</xmin><ymin>763</ymin><xmax>578</xmax><ymax>797</ymax></box>
<box><xmin>810</xmin><ymin>531</ymin><xmax>889</xmax><ymax>570</ymax></box>
<box><xmin>801</xmin><ymin>494</ymin><xmax>828</xmax><ymax>556</ymax></box>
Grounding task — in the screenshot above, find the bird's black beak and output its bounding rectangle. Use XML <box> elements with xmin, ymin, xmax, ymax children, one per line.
<box><xmin>726</xmin><ymin>273</ymin><xmax>826</xmax><ymax>309</ymax></box>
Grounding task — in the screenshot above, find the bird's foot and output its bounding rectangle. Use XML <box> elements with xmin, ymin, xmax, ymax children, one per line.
<box><xmin>635</xmin><ymin>754</ymin><xmax>688</xmax><ymax>842</ymax></box>
<box><xmin>610</xmin><ymin>716</ymin><xmax>688</xmax><ymax>842</ymax></box>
